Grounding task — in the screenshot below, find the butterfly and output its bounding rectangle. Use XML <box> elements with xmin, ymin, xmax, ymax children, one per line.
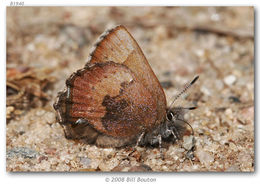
<box><xmin>53</xmin><ymin>25</ymin><xmax>198</xmax><ymax>154</ymax></box>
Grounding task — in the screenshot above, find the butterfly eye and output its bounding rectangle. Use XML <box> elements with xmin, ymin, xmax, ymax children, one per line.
<box><xmin>166</xmin><ymin>112</ymin><xmax>174</xmax><ymax>121</ymax></box>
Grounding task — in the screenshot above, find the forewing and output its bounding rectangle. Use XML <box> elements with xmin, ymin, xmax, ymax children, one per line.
<box><xmin>87</xmin><ymin>25</ymin><xmax>167</xmax><ymax>126</ymax></box>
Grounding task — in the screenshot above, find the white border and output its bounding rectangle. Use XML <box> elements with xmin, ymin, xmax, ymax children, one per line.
<box><xmin>1</xmin><ymin>0</ymin><xmax>258</xmax><ymax>186</ymax></box>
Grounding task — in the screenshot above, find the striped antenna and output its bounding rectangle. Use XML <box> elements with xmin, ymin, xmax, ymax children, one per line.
<box><xmin>167</xmin><ymin>76</ymin><xmax>199</xmax><ymax>113</ymax></box>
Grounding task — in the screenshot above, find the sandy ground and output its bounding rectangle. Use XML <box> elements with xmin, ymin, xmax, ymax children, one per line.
<box><xmin>6</xmin><ymin>7</ymin><xmax>254</xmax><ymax>172</ymax></box>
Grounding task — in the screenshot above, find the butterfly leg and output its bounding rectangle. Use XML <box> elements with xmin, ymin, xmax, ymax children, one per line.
<box><xmin>148</xmin><ymin>134</ymin><xmax>164</xmax><ymax>159</ymax></box>
<box><xmin>158</xmin><ymin>134</ymin><xmax>164</xmax><ymax>159</ymax></box>
<box><xmin>170</xmin><ymin>125</ymin><xmax>181</xmax><ymax>142</ymax></box>
<box><xmin>135</xmin><ymin>132</ymin><xmax>145</xmax><ymax>148</ymax></box>
<box><xmin>171</xmin><ymin>128</ymin><xmax>183</xmax><ymax>151</ymax></box>
<box><xmin>185</xmin><ymin>136</ymin><xmax>196</xmax><ymax>164</ymax></box>
<box><xmin>171</xmin><ymin>126</ymin><xmax>196</xmax><ymax>164</ymax></box>
<box><xmin>128</xmin><ymin>132</ymin><xmax>145</xmax><ymax>157</ymax></box>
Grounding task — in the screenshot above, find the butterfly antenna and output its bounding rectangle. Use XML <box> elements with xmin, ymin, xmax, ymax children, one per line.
<box><xmin>167</xmin><ymin>76</ymin><xmax>199</xmax><ymax>113</ymax></box>
<box><xmin>176</xmin><ymin>118</ymin><xmax>194</xmax><ymax>135</ymax></box>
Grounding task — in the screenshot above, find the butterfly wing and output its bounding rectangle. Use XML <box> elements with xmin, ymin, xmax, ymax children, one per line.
<box><xmin>87</xmin><ymin>25</ymin><xmax>167</xmax><ymax>128</ymax></box>
<box><xmin>55</xmin><ymin>62</ymin><xmax>158</xmax><ymax>138</ymax></box>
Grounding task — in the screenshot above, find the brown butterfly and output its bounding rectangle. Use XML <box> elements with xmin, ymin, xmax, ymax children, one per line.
<box><xmin>53</xmin><ymin>25</ymin><xmax>198</xmax><ymax>153</ymax></box>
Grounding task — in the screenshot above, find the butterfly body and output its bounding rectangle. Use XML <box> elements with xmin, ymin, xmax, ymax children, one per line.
<box><xmin>54</xmin><ymin>25</ymin><xmax>195</xmax><ymax>149</ymax></box>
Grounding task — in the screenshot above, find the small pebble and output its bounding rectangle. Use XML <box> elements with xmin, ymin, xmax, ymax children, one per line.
<box><xmin>195</xmin><ymin>49</ymin><xmax>205</xmax><ymax>57</ymax></box>
<box><xmin>229</xmin><ymin>142</ymin><xmax>238</xmax><ymax>152</ymax></box>
<box><xmin>196</xmin><ymin>148</ymin><xmax>214</xmax><ymax>168</ymax></box>
<box><xmin>182</xmin><ymin>136</ymin><xmax>194</xmax><ymax>151</ymax></box>
<box><xmin>7</xmin><ymin>147</ymin><xmax>38</xmax><ymax>159</ymax></box>
<box><xmin>200</xmin><ymin>86</ymin><xmax>211</xmax><ymax>96</ymax></box>
<box><xmin>79</xmin><ymin>157</ymin><xmax>92</xmax><ymax>167</ymax></box>
<box><xmin>224</xmin><ymin>75</ymin><xmax>236</xmax><ymax>86</ymax></box>
<box><xmin>225</xmin><ymin>108</ymin><xmax>234</xmax><ymax>119</ymax></box>
<box><xmin>36</xmin><ymin>109</ymin><xmax>46</xmax><ymax>116</ymax></box>
<box><xmin>6</xmin><ymin>106</ymin><xmax>15</xmax><ymax>117</ymax></box>
<box><xmin>98</xmin><ymin>159</ymin><xmax>119</xmax><ymax>171</ymax></box>
<box><xmin>226</xmin><ymin>165</ymin><xmax>240</xmax><ymax>172</ymax></box>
